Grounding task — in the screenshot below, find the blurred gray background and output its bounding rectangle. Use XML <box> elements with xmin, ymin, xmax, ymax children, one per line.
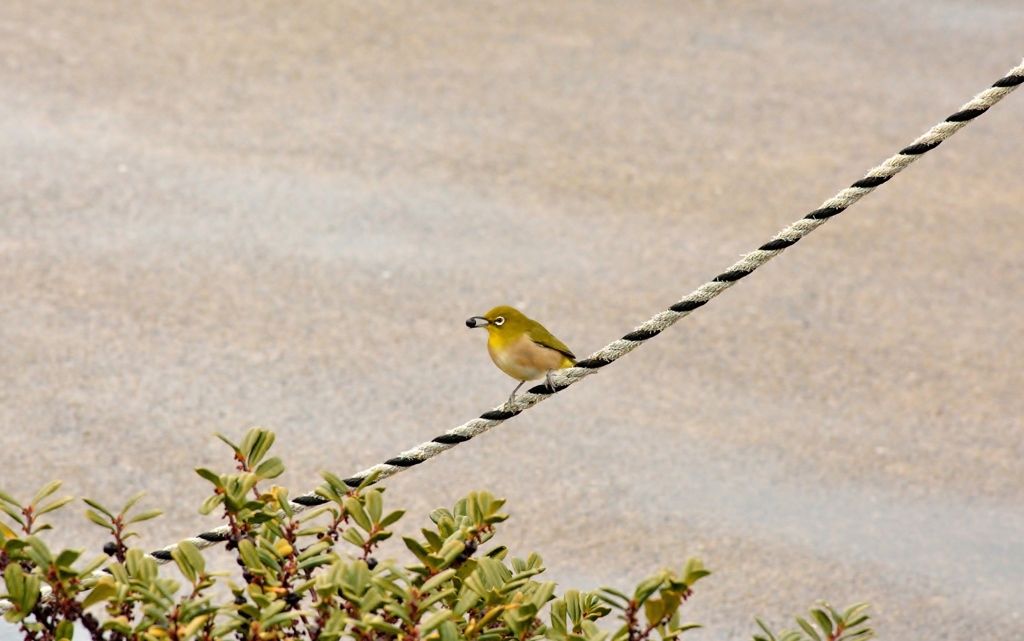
<box><xmin>1</xmin><ymin>1</ymin><xmax>1022</xmax><ymax>639</ymax></box>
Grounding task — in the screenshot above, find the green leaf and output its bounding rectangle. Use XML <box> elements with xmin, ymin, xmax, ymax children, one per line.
<box><xmin>438</xmin><ymin>540</ymin><xmax>466</xmax><ymax>567</ymax></box>
<box><xmin>644</xmin><ymin>599</ymin><xmax>665</xmax><ymax>627</ymax></box>
<box><xmin>550</xmin><ymin>598</ymin><xmax>568</xmax><ymax>635</ymax></box>
<box><xmin>121</xmin><ymin>492</ymin><xmax>147</xmax><ymax>515</ymax></box>
<box><xmin>430</xmin><ymin>508</ymin><xmax>454</xmax><ymax>525</ymax></box>
<box><xmin>182</xmin><ymin>615</ymin><xmax>211</xmax><ymax>638</ymax></box>
<box><xmin>179</xmin><ymin>540</ymin><xmax>206</xmax><ymax>576</ymax></box>
<box><xmin>453</xmin><ymin>587</ymin><xmax>480</xmax><ymax>616</ymax></box>
<box><xmin>417</xmin><ymin>588</ymin><xmax>456</xmax><ymax>611</ymax></box>
<box><xmin>0</xmin><ymin>489</ymin><xmax>21</xmax><ymax>507</ymax></box>
<box><xmin>354</xmin><ymin>470</ymin><xmax>381</xmax><ymax>492</ymax></box>
<box><xmin>379</xmin><ymin>510</ymin><xmax>405</xmax><ymax>528</ymax></box>
<box><xmin>682</xmin><ymin>558</ymin><xmax>710</xmax><ymax>586</ymax></box>
<box><xmin>633</xmin><ymin>575</ymin><xmax>664</xmax><ymax>605</ymax></box>
<box><xmin>0</xmin><ymin>503</ymin><xmax>26</xmax><ymax>527</ymax></box>
<box><xmin>195</xmin><ymin>468</ymin><xmax>224</xmax><ymax>488</ymax></box>
<box><xmin>32</xmin><ymin>480</ymin><xmax>63</xmax><ymax>506</ymax></box>
<box><xmin>79</xmin><ymin>555</ymin><xmax>108</xmax><ymax>577</ymax></box>
<box><xmin>273</xmin><ymin>487</ymin><xmax>293</xmax><ymax>518</ymax></box>
<box><xmin>421</xmin><ymin>569</ymin><xmax>457</xmax><ymax>593</ymax></box>
<box><xmin>319</xmin><ymin>471</ymin><xmax>351</xmax><ymax>494</ymax></box>
<box><xmin>825</xmin><ymin>603</ymin><xmax>843</xmax><ymax>623</ymax></box>
<box><xmin>55</xmin><ymin>619</ymin><xmax>74</xmax><ymax>640</ymax></box>
<box><xmin>107</xmin><ymin>562</ymin><xmax>129</xmax><ymax>584</ymax></box>
<box><xmin>753</xmin><ymin>614</ymin><xmax>774</xmax><ymax>638</ymax></box>
<box><xmin>4</xmin><ymin>564</ymin><xmax>25</xmax><ymax>600</ymax></box>
<box><xmin>85</xmin><ymin>510</ymin><xmax>114</xmax><ymax>530</ymax></box>
<box><xmin>422</xmin><ymin>528</ymin><xmax>444</xmax><ymax>552</ymax></box>
<box><xmin>342</xmin><ymin>527</ymin><xmax>366</xmax><ymax>548</ymax></box>
<box><xmin>127</xmin><ymin>509</ymin><xmax>163</xmax><ymax>524</ymax></box>
<box><xmin>82</xmin><ymin>580</ymin><xmax>117</xmax><ymax>609</ymax></box>
<box><xmin>385</xmin><ymin>603</ymin><xmax>414</xmax><ymax>626</ymax></box>
<box><xmin>438</xmin><ymin>619</ymin><xmax>459</xmax><ymax>641</ymax></box>
<box><xmin>599</xmin><ymin>587</ymin><xmax>630</xmax><ymax>602</ymax></box>
<box><xmin>254</xmin><ymin>457</ymin><xmax>285</xmax><ymax>480</ymax></box>
<box><xmin>296</xmin><ymin>540</ymin><xmax>332</xmax><ymax>562</ymax></box>
<box><xmin>199</xmin><ymin>494</ymin><xmax>223</xmax><ymax>515</ymax></box>
<box><xmin>245</xmin><ymin>429</ymin><xmax>276</xmax><ymax>467</ymax></box>
<box><xmin>298</xmin><ymin>555</ymin><xmax>333</xmax><ymax>572</ymax></box>
<box><xmin>841</xmin><ymin>603</ymin><xmax>871</xmax><ymax>623</ymax></box>
<box><xmin>0</xmin><ymin>521</ymin><xmax>17</xmax><ymax>540</ymax></box>
<box><xmin>215</xmin><ymin>433</ymin><xmax>242</xmax><ymax>455</ymax></box>
<box><xmin>263</xmin><ymin>611</ymin><xmax>305</xmax><ymax>629</ymax></box>
<box><xmin>405</xmin><ymin>536</ymin><xmax>434</xmax><ymax>561</ymax></box>
<box><xmin>26</xmin><ymin>536</ymin><xmax>53</xmax><ymax>565</ymax></box>
<box><xmin>810</xmin><ymin>609</ymin><xmax>833</xmax><ymax>636</ymax></box>
<box><xmin>81</xmin><ymin>499</ymin><xmax>114</xmax><ymax>519</ymax></box>
<box><xmin>366</xmin><ymin>617</ymin><xmax>404</xmax><ymax>636</ymax></box>
<box><xmin>345</xmin><ymin>497</ymin><xmax>372</xmax><ymax>532</ymax></box>
<box><xmin>36</xmin><ymin>496</ymin><xmax>75</xmax><ymax>516</ymax></box>
<box><xmin>20</xmin><ymin>574</ymin><xmax>40</xmax><ymax>617</ymax></box>
<box><xmin>530</xmin><ymin>581</ymin><xmax>557</xmax><ymax>608</ymax></box>
<box><xmin>796</xmin><ymin>616</ymin><xmax>822</xmax><ymax>641</ymax></box>
<box><xmin>237</xmin><ymin>539</ymin><xmax>264</xmax><ymax>571</ymax></box>
<box><xmin>171</xmin><ymin>550</ymin><xmax>197</xmax><ymax>583</ymax></box>
<box><xmin>102</xmin><ymin>618</ymin><xmax>132</xmax><ymax>635</ymax></box>
<box><xmin>420</xmin><ymin>610</ymin><xmax>452</xmax><ymax>635</ymax></box>
<box><xmin>365</xmin><ymin>489</ymin><xmax>383</xmax><ymax>523</ymax></box>
<box><xmin>846</xmin><ymin>615</ymin><xmax>870</xmax><ymax>629</ymax></box>
<box><xmin>661</xmin><ymin>589</ymin><xmax>681</xmax><ymax>619</ymax></box>
<box><xmin>55</xmin><ymin>548</ymin><xmax>83</xmax><ymax>569</ymax></box>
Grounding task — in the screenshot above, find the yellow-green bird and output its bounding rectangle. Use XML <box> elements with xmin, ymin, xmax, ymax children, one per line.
<box><xmin>466</xmin><ymin>305</ymin><xmax>577</xmax><ymax>407</ymax></box>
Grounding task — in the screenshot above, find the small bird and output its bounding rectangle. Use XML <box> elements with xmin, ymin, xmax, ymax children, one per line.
<box><xmin>466</xmin><ymin>305</ymin><xmax>577</xmax><ymax>407</ymax></box>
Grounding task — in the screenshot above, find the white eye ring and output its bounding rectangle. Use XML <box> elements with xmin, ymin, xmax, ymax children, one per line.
<box><xmin>494</xmin><ymin>317</ymin><xmax>505</xmax><ymax>326</ymax></box>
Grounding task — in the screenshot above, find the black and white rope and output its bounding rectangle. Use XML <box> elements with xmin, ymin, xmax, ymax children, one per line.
<box><xmin>1</xmin><ymin>61</ymin><xmax>1020</xmax><ymax>615</ymax></box>
<box><xmin>138</xmin><ymin>60</ymin><xmax>1024</xmax><ymax>564</ymax></box>
<box><xmin>146</xmin><ymin>60</ymin><xmax>1024</xmax><ymax>561</ymax></box>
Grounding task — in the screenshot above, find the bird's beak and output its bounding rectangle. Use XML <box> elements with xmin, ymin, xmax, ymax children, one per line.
<box><xmin>466</xmin><ymin>316</ymin><xmax>490</xmax><ymax>328</ymax></box>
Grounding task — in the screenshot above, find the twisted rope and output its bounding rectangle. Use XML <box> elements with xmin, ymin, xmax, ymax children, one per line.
<box><xmin>150</xmin><ymin>60</ymin><xmax>1023</xmax><ymax>559</ymax></box>
<box><xmin>143</xmin><ymin>59</ymin><xmax>1024</xmax><ymax>563</ymax></box>
<box><xmin>0</xmin><ymin>60</ymin><xmax>1020</xmax><ymax>616</ymax></box>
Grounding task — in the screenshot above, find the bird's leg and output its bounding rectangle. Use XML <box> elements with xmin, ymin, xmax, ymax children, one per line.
<box><xmin>545</xmin><ymin>369</ymin><xmax>557</xmax><ymax>392</ymax></box>
<box><xmin>506</xmin><ymin>380</ymin><xmax>526</xmax><ymax>409</ymax></box>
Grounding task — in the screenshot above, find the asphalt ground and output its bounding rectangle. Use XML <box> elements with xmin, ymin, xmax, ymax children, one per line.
<box><xmin>1</xmin><ymin>2</ymin><xmax>1022</xmax><ymax>639</ymax></box>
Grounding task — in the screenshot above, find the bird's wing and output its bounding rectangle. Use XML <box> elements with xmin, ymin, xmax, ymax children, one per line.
<box><xmin>526</xmin><ymin>325</ymin><xmax>576</xmax><ymax>362</ymax></box>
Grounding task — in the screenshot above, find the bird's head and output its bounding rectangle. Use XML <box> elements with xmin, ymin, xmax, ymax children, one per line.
<box><xmin>465</xmin><ymin>305</ymin><xmax>528</xmax><ymax>336</ymax></box>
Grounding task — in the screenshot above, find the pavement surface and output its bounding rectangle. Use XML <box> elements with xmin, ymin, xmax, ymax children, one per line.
<box><xmin>1</xmin><ymin>1</ymin><xmax>1023</xmax><ymax>639</ymax></box>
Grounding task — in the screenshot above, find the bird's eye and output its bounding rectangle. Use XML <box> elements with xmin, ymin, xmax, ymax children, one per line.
<box><xmin>494</xmin><ymin>317</ymin><xmax>505</xmax><ymax>326</ymax></box>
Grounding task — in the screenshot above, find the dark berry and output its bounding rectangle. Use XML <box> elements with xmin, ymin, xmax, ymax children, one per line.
<box><xmin>455</xmin><ymin>540</ymin><xmax>478</xmax><ymax>564</ymax></box>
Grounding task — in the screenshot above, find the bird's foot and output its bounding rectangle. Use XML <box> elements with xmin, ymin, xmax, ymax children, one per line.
<box><xmin>545</xmin><ymin>370</ymin><xmax>557</xmax><ymax>392</ymax></box>
<box><xmin>504</xmin><ymin>381</ymin><xmax>526</xmax><ymax>411</ymax></box>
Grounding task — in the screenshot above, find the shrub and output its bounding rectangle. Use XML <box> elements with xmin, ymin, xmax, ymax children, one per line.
<box><xmin>0</xmin><ymin>428</ymin><xmax>874</xmax><ymax>641</ymax></box>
